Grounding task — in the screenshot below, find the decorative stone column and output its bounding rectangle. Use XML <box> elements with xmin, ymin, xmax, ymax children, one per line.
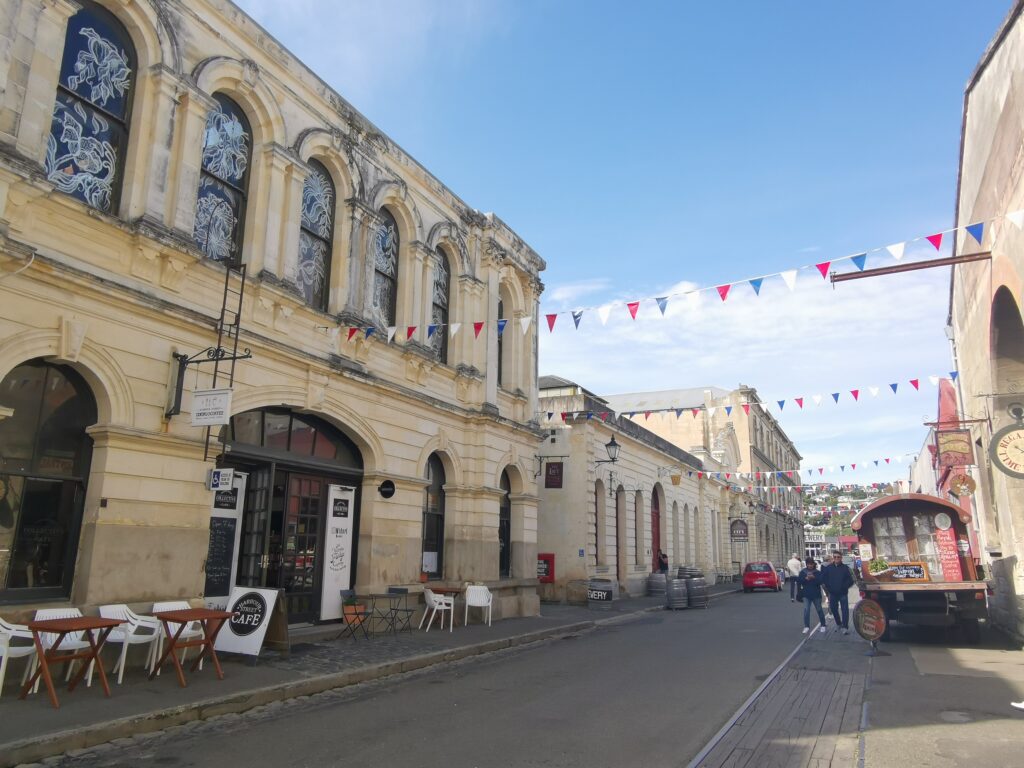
<box><xmin>168</xmin><ymin>85</ymin><xmax>217</xmax><ymax>238</ymax></box>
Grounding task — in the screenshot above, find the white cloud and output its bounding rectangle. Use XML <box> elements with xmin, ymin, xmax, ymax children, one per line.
<box><xmin>546</xmin><ymin>278</ymin><xmax>613</xmax><ymax>307</ymax></box>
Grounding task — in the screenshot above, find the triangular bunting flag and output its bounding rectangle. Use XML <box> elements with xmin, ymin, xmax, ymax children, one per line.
<box><xmin>586</xmin><ymin>412</ymin><xmax>593</xmax><ymax>420</ymax></box>
<box><xmin>869</xmin><ymin>386</ymin><xmax>879</xmax><ymax>397</ymax></box>
<box><xmin>347</xmin><ymin>327</ymin><xmax>359</xmax><ymax>342</ymax></box>
<box><xmin>697</xmin><ymin>472</ymin><xmax>703</xmax><ymax>479</ymax></box>
<box><xmin>520</xmin><ymin>316</ymin><xmax>531</xmax><ymax>334</ymax></box>
<box><xmin>749</xmin><ymin>278</ymin><xmax>763</xmax><ymax>295</ymax></box>
<box><xmin>473</xmin><ymin>322</ymin><xmax>484</xmax><ymax>338</ymax></box>
<box><xmin>874</xmin><ymin>460</ymin><xmax>879</xmax><ymax>466</ymax></box>
<box><xmin>365</xmin><ymin>326</ymin><xmax>376</xmax><ymax>339</ymax></box>
<box><xmin>427</xmin><ymin>324</ymin><xmax>438</xmax><ymax>339</ymax></box>
<box><xmin>717</xmin><ymin>284</ymin><xmax>731</xmax><ymax>301</ymax></box>
<box><xmin>692</xmin><ymin>408</ymin><xmax>700</xmax><ymax>418</ymax></box>
<box><xmin>497</xmin><ymin>319</ymin><xmax>507</xmax><ymax>336</ymax></box>
<box><xmin>840</xmin><ymin>465</ymin><xmax>845</xmax><ymax>472</ymax></box>
<box><xmin>675</xmin><ymin>409</ymin><xmax>682</xmax><ymax>418</ymax></box>
<box><xmin>890</xmin><ymin>383</ymin><xmax>898</xmax><ymax>394</ymax></box>
<box><xmin>545</xmin><ymin>412</ymin><xmax>553</xmax><ymax>421</ymax></box>
<box><xmin>928</xmin><ymin>375</ymin><xmax>939</xmax><ymax>387</ymax></box>
<box><xmin>742</xmin><ymin>403</ymin><xmax>750</xmax><ymax>415</ymax></box>
<box><xmin>965</xmin><ymin>222</ymin><xmax>984</xmax><ymax>244</ymax></box>
<box><xmin>777</xmin><ymin>400</ymin><xmax>785</xmax><ymax>410</ymax></box>
<box><xmin>386</xmin><ymin>327</ymin><xmax>397</xmax><ymax>343</ymax></box>
<box><xmin>815</xmin><ymin>261</ymin><xmax>831</xmax><ymax>279</ymax></box>
<box><xmin>851</xmin><ymin>463</ymin><xmax>857</xmax><ymax>470</ymax></box>
<box><xmin>812</xmin><ymin>394</ymin><xmax>822</xmax><ymax>406</ymax></box>
<box><xmin>910</xmin><ymin>378</ymin><xmax>920</xmax><ymax>390</ymax></box>
<box><xmin>818</xmin><ymin>468</ymin><xmax>824</xmax><ymax>475</ymax></box>
<box><xmin>656</xmin><ymin>297</ymin><xmax>668</xmax><ymax>315</ymax></box>
<box><xmin>600</xmin><ymin>412</ymin><xmax>609</xmax><ymax>421</ymax></box>
<box><xmin>780</xmin><ymin>270</ymin><xmax>798</xmax><ymax>291</ymax></box>
<box><xmin>886</xmin><ymin>242</ymin><xmax>905</xmax><ymax>260</ymax></box>
<box><xmin>884</xmin><ymin>458</ymin><xmax>890</xmax><ymax>464</ymax></box>
<box><xmin>950</xmin><ymin>371</ymin><xmax>958</xmax><ymax>381</ymax></box>
<box><xmin>851</xmin><ymin>253</ymin><xmax>867</xmax><ymax>271</ymax></box>
<box><xmin>1007</xmin><ymin>210</ymin><xmax>1024</xmax><ymax>229</ymax></box>
<box><xmin>644</xmin><ymin>411</ymin><xmax>651</xmax><ymax>420</ymax></box>
<box><xmin>560</xmin><ymin>412</ymin><xmax>567</xmax><ymax>422</ymax></box>
<box><xmin>831</xmin><ymin>392</ymin><xmax>840</xmax><ymax>403</ymax></box>
<box><xmin>545</xmin><ymin>314</ymin><xmax>557</xmax><ymax>332</ymax></box>
<box><xmin>724</xmin><ymin>406</ymin><xmax>733</xmax><ymax>416</ymax></box>
<box><xmin>627</xmin><ymin>301</ymin><xmax>640</xmax><ymax>319</ymax></box>
<box><xmin>795</xmin><ymin>397</ymin><xmax>804</xmax><ymax>409</ymax></box>
<box><xmin>850</xmin><ymin>389</ymin><xmax>859</xmax><ymax>401</ymax></box>
<box><xmin>707</xmin><ymin>407</ymin><xmax>717</xmax><ymax>417</ymax></box>
<box><xmin>571</xmin><ymin>311</ymin><xmax>583</xmax><ymax>329</ymax></box>
<box><xmin>450</xmin><ymin>322</ymin><xmax>461</xmax><ymax>337</ymax></box>
<box><xmin>598</xmin><ymin>305</ymin><xmax>612</xmax><ymax>326</ymax></box>
<box><xmin>406</xmin><ymin>326</ymin><xmax>417</xmax><ymax>340</ymax></box>
<box><xmin>926</xmin><ymin>233</ymin><xmax>943</xmax><ymax>250</ymax></box>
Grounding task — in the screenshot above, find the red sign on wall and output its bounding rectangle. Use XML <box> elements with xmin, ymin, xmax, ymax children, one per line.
<box><xmin>935</xmin><ymin>526</ymin><xmax>963</xmax><ymax>581</ymax></box>
<box><xmin>537</xmin><ymin>553</ymin><xmax>555</xmax><ymax>583</ymax></box>
<box><xmin>545</xmin><ymin>462</ymin><xmax>563</xmax><ymax>489</ymax></box>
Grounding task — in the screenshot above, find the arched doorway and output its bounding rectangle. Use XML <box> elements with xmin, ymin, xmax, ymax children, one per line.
<box><xmin>222</xmin><ymin>408</ymin><xmax>363</xmax><ymax>623</ymax></box>
<box><xmin>615</xmin><ymin>486</ymin><xmax>626</xmax><ymax>583</ymax></box>
<box><xmin>422</xmin><ymin>454</ymin><xmax>446</xmax><ymax>579</ymax></box>
<box><xmin>499</xmin><ymin>469</ymin><xmax>511</xmax><ymax>578</ymax></box>
<box><xmin>595</xmin><ymin>479</ymin><xmax>607</xmax><ymax>567</ymax></box>
<box><xmin>0</xmin><ymin>359</ymin><xmax>96</xmax><ymax>602</ymax></box>
<box><xmin>650</xmin><ymin>489</ymin><xmax>661</xmax><ymax>572</ymax></box>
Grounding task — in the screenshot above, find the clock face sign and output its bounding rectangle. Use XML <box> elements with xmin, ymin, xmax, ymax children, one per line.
<box><xmin>990</xmin><ymin>424</ymin><xmax>1024</xmax><ymax>479</ymax></box>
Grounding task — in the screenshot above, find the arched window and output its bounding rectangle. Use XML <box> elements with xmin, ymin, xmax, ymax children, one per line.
<box><xmin>45</xmin><ymin>1</ymin><xmax>135</xmax><ymax>213</ymax></box>
<box><xmin>194</xmin><ymin>94</ymin><xmax>251</xmax><ymax>263</ymax></box>
<box><xmin>422</xmin><ymin>454</ymin><xmax>445</xmax><ymax>579</ymax></box>
<box><xmin>430</xmin><ymin>248</ymin><xmax>450</xmax><ymax>362</ymax></box>
<box><xmin>496</xmin><ymin>299</ymin><xmax>505</xmax><ymax>387</ymax></box>
<box><xmin>0</xmin><ymin>360</ymin><xmax>96</xmax><ymax>601</ymax></box>
<box><xmin>372</xmin><ymin>209</ymin><xmax>399</xmax><ymax>327</ymax></box>
<box><xmin>499</xmin><ymin>470</ymin><xmax>511</xmax><ymax>578</ymax></box>
<box><xmin>298</xmin><ymin>160</ymin><xmax>335</xmax><ymax>311</ymax></box>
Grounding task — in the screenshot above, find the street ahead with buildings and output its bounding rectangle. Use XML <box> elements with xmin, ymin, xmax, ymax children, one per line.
<box><xmin>1</xmin><ymin>0</ymin><xmax>1023</xmax><ymax>766</ymax></box>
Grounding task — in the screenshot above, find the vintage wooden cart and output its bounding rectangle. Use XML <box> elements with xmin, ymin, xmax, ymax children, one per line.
<box><xmin>851</xmin><ymin>493</ymin><xmax>990</xmax><ymax>642</ymax></box>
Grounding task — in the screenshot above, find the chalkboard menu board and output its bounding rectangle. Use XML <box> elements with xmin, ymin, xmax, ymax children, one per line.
<box><xmin>204</xmin><ymin>516</ymin><xmax>237</xmax><ymax>599</ymax></box>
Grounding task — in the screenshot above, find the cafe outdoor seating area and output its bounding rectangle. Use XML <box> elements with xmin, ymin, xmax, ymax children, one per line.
<box><xmin>0</xmin><ymin>583</ymin><xmax>498</xmax><ymax>709</ymax></box>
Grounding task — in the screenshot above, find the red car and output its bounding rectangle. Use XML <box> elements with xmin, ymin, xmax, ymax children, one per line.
<box><xmin>742</xmin><ymin>562</ymin><xmax>782</xmax><ymax>592</ymax></box>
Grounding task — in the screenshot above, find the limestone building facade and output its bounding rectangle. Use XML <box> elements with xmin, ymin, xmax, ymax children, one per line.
<box><xmin>950</xmin><ymin>0</ymin><xmax>1024</xmax><ymax>639</ymax></box>
<box><xmin>0</xmin><ymin>0</ymin><xmax>545</xmax><ymax>623</ymax></box>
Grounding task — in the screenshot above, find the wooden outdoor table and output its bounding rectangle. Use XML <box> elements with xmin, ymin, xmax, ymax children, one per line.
<box><xmin>148</xmin><ymin>608</ymin><xmax>234</xmax><ymax>688</ymax></box>
<box><xmin>19</xmin><ymin>616</ymin><xmax>124</xmax><ymax>709</ymax></box>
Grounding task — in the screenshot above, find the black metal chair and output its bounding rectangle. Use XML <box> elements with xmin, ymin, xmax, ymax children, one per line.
<box><xmin>387</xmin><ymin>587</ymin><xmax>416</xmax><ymax>633</ymax></box>
<box><xmin>336</xmin><ymin>589</ymin><xmax>368</xmax><ymax>640</ymax></box>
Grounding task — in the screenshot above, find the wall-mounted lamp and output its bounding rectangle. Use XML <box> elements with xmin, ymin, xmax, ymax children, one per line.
<box><xmin>595</xmin><ymin>435</ymin><xmax>620</xmax><ymax>465</ymax></box>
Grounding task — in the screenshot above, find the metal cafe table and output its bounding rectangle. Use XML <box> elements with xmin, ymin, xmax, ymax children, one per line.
<box><xmin>365</xmin><ymin>592</ymin><xmax>411</xmax><ymax>634</ymax></box>
<box><xmin>19</xmin><ymin>616</ymin><xmax>124</xmax><ymax>709</ymax></box>
<box><xmin>149</xmin><ymin>608</ymin><xmax>234</xmax><ymax>688</ymax></box>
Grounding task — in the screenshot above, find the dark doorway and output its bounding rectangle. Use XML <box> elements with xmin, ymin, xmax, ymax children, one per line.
<box><xmin>499</xmin><ymin>470</ymin><xmax>511</xmax><ymax>578</ymax></box>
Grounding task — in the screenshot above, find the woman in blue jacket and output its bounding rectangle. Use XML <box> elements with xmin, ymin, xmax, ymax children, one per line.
<box><xmin>798</xmin><ymin>557</ymin><xmax>827</xmax><ymax>634</ymax></box>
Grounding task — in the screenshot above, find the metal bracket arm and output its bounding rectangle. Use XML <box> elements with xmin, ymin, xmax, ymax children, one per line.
<box><xmin>165</xmin><ymin>347</ymin><xmax>254</xmax><ymax>418</ymax></box>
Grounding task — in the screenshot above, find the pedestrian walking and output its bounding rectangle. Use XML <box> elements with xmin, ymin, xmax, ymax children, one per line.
<box><xmin>657</xmin><ymin>550</ymin><xmax>669</xmax><ymax>574</ymax></box>
<box><xmin>786</xmin><ymin>553</ymin><xmax>802</xmax><ymax>602</ymax></box>
<box><xmin>798</xmin><ymin>557</ymin><xmax>827</xmax><ymax>634</ymax></box>
<box><xmin>821</xmin><ymin>550</ymin><xmax>855</xmax><ymax>634</ymax></box>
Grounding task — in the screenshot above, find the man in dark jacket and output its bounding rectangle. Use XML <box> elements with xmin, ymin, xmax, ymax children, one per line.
<box><xmin>821</xmin><ymin>551</ymin><xmax>855</xmax><ymax>634</ymax></box>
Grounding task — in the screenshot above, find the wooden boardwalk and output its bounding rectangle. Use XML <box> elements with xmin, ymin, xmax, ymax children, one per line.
<box><xmin>696</xmin><ymin>661</ymin><xmax>865</xmax><ymax>767</ymax></box>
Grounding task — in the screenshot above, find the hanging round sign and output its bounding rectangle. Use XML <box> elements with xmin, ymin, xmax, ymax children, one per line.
<box><xmin>949</xmin><ymin>474</ymin><xmax>976</xmax><ymax>497</ymax></box>
<box><xmin>853</xmin><ymin>598</ymin><xmax>887</xmax><ymax>642</ymax></box>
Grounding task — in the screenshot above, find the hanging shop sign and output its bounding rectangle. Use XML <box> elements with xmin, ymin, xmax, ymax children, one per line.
<box><xmin>730</xmin><ymin>519</ymin><xmax>749</xmax><ymax>542</ymax></box>
<box><xmin>935</xmin><ymin>429</ymin><xmax>974</xmax><ymax>468</ymax></box>
<box><xmin>319</xmin><ymin>484</ymin><xmax>356</xmax><ymax>621</ymax></box>
<box><xmin>545</xmin><ymin>462</ymin><xmax>564</xmax><ymax>489</ymax></box>
<box><xmin>191</xmin><ymin>387</ymin><xmax>233</xmax><ymax>426</ymax></box>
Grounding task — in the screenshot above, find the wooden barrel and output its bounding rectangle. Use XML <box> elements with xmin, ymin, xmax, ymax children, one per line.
<box><xmin>647</xmin><ymin>572</ymin><xmax>667</xmax><ymax>596</ymax></box>
<box><xmin>587</xmin><ymin>578</ymin><xmax>615</xmax><ymax>610</ymax></box>
<box><xmin>666</xmin><ymin>578</ymin><xmax>689</xmax><ymax>609</ymax></box>
<box><xmin>686</xmin><ymin>576</ymin><xmax>709</xmax><ymax>608</ymax></box>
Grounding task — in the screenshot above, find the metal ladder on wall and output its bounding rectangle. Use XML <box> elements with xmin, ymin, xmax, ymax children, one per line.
<box><xmin>203</xmin><ymin>262</ymin><xmax>248</xmax><ymax>461</ymax></box>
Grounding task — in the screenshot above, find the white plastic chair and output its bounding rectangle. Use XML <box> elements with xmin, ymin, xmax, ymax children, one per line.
<box><xmin>463</xmin><ymin>585</ymin><xmax>493</xmax><ymax>627</ymax></box>
<box><xmin>0</xmin><ymin>617</ymin><xmax>37</xmax><ymax>698</ymax></box>
<box><xmin>98</xmin><ymin>605</ymin><xmax>161</xmax><ymax>685</ymax></box>
<box><xmin>32</xmin><ymin>608</ymin><xmax>94</xmax><ymax>691</ymax></box>
<box><xmin>418</xmin><ymin>588</ymin><xmax>453</xmax><ymax>633</ymax></box>
<box><xmin>151</xmin><ymin>601</ymin><xmax>203</xmax><ymax>674</ymax></box>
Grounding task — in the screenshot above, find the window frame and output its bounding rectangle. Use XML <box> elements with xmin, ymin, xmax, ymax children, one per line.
<box><xmin>298</xmin><ymin>159</ymin><xmax>336</xmax><ymax>312</ymax></box>
<box><xmin>372</xmin><ymin>208</ymin><xmax>399</xmax><ymax>327</ymax></box>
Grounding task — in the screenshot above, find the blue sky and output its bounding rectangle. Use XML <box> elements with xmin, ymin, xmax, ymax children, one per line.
<box><xmin>236</xmin><ymin>0</ymin><xmax>1011</xmax><ymax>485</ymax></box>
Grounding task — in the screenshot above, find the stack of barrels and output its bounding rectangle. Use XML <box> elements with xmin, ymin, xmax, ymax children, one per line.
<box><xmin>670</xmin><ymin>566</ymin><xmax>709</xmax><ymax>609</ymax></box>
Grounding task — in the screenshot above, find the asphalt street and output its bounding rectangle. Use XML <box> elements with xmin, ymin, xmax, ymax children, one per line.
<box><xmin>48</xmin><ymin>589</ymin><xmax>809</xmax><ymax>768</ymax></box>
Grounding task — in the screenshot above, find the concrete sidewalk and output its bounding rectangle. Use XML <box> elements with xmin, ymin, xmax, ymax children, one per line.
<box><xmin>0</xmin><ymin>584</ymin><xmax>738</xmax><ymax>767</ymax></box>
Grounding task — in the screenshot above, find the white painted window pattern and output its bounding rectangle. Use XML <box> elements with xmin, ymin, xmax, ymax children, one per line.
<box><xmin>298</xmin><ymin>161</ymin><xmax>334</xmax><ymax>310</ymax></box>
<box><xmin>194</xmin><ymin>95</ymin><xmax>251</xmax><ymax>262</ymax></box>
<box><xmin>372</xmin><ymin>209</ymin><xmax>398</xmax><ymax>326</ymax></box>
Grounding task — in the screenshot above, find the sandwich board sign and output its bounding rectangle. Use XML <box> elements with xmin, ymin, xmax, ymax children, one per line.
<box><xmin>216</xmin><ymin>586</ymin><xmax>282</xmax><ymax>656</ymax></box>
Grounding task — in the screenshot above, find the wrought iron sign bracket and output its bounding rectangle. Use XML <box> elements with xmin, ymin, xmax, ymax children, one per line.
<box><xmin>165</xmin><ymin>346</ymin><xmax>253</xmax><ymax>419</ymax></box>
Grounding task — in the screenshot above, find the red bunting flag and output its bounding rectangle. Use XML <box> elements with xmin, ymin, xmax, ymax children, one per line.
<box><xmin>795</xmin><ymin>397</ymin><xmax>804</xmax><ymax>409</ymax></box>
<box><xmin>884</xmin><ymin>458</ymin><xmax>890</xmax><ymax>464</ymax></box>
<box><xmin>716</xmin><ymin>284</ymin><xmax>731</xmax><ymax>301</ymax></box>
<box><xmin>818</xmin><ymin>468</ymin><xmax>824</xmax><ymax>475</ymax></box>
<box><xmin>627</xmin><ymin>301</ymin><xmax>640</xmax><ymax>319</ymax></box>
<box><xmin>545</xmin><ymin>314</ymin><xmax>558</xmax><ymax>332</ymax></box>
<box><xmin>347</xmin><ymin>327</ymin><xmax>359</xmax><ymax>341</ymax></box>
<box><xmin>560</xmin><ymin>412</ymin><xmax>567</xmax><ymax>422</ymax></box>
<box><xmin>406</xmin><ymin>326</ymin><xmax>417</xmax><ymax>339</ymax></box>
<box><xmin>786</xmin><ymin>471</ymin><xmax>793</xmax><ymax>478</ymax></box>
<box><xmin>909</xmin><ymin>379</ymin><xmax>920</xmax><ymax>390</ymax></box>
<box><xmin>473</xmin><ymin>321</ymin><xmax>484</xmax><ymax>338</ymax></box>
<box><xmin>926</xmin><ymin>233</ymin><xmax>943</xmax><ymax>250</ymax></box>
<box><xmin>852</xmin><ymin>463</ymin><xmax>857</xmax><ymax>470</ymax></box>
<box><xmin>697</xmin><ymin>472</ymin><xmax>703</xmax><ymax>479</ymax></box>
<box><xmin>742</xmin><ymin>403</ymin><xmax>750</xmax><ymax>415</ymax></box>
<box><xmin>599</xmin><ymin>412</ymin><xmax>609</xmax><ymax>421</ymax></box>
<box><xmin>644</xmin><ymin>411</ymin><xmax>651</xmax><ymax>420</ymax></box>
<box><xmin>725</xmin><ymin>473</ymin><xmax>731</xmax><ymax>479</ymax></box>
<box><xmin>815</xmin><ymin>261</ymin><xmax>831</xmax><ymax>279</ymax></box>
<box><xmin>850</xmin><ymin>389</ymin><xmax>859</xmax><ymax>401</ymax></box>
<box><xmin>692</xmin><ymin>408</ymin><xmax>700</xmax><ymax>418</ymax></box>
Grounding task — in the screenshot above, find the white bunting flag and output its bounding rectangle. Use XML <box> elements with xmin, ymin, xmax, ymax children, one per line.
<box><xmin>868</xmin><ymin>386</ymin><xmax>879</xmax><ymax>397</ymax></box>
<box><xmin>1007</xmin><ymin>210</ymin><xmax>1024</xmax><ymax>230</ymax></box>
<box><xmin>812</xmin><ymin>394</ymin><xmax>822</xmax><ymax>407</ymax></box>
<box><xmin>598</xmin><ymin>305</ymin><xmax>612</xmax><ymax>325</ymax></box>
<box><xmin>707</xmin><ymin>407</ymin><xmax>716</xmax><ymax>418</ymax></box>
<box><xmin>450</xmin><ymin>322</ymin><xmax>461</xmax><ymax>337</ymax></box>
<box><xmin>329</xmin><ymin>327</ymin><xmax>340</xmax><ymax>340</ymax></box>
<box><xmin>928</xmin><ymin>375</ymin><xmax>939</xmax><ymax>387</ymax></box>
<box><xmin>386</xmin><ymin>326</ymin><xmax>397</xmax><ymax>343</ymax></box>
<box><xmin>780</xmin><ymin>270</ymin><xmax>798</xmax><ymax>291</ymax></box>
<box><xmin>520</xmin><ymin>316</ymin><xmax>531</xmax><ymax>334</ymax></box>
<box><xmin>886</xmin><ymin>242</ymin><xmax>905</xmax><ymax>260</ymax></box>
